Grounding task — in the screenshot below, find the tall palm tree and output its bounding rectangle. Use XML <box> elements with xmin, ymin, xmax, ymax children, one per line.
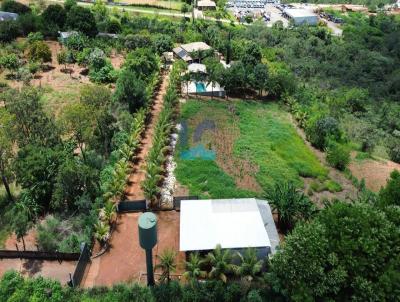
<box><xmin>183</xmin><ymin>252</ymin><xmax>207</xmax><ymax>283</ymax></box>
<box><xmin>234</xmin><ymin>248</ymin><xmax>263</xmax><ymax>282</ymax></box>
<box><xmin>155</xmin><ymin>248</ymin><xmax>177</xmax><ymax>283</ymax></box>
<box><xmin>205</xmin><ymin>244</ymin><xmax>237</xmax><ymax>283</ymax></box>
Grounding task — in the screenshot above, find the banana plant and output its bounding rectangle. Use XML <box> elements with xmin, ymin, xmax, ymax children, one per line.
<box><xmin>94</xmin><ymin>220</ymin><xmax>110</xmax><ymax>246</ymax></box>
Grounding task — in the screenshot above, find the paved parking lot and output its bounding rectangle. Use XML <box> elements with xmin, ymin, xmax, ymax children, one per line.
<box><xmin>228</xmin><ymin>2</ymin><xmax>289</xmax><ymax>27</ymax></box>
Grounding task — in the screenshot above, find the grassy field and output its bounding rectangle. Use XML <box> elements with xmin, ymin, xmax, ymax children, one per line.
<box><xmin>113</xmin><ymin>0</ymin><xmax>183</xmax><ymax>10</ymax></box>
<box><xmin>175</xmin><ymin>99</ymin><xmax>328</xmax><ymax>199</ymax></box>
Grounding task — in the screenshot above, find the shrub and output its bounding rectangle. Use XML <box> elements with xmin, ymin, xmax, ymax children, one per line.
<box><xmin>326</xmin><ymin>142</ymin><xmax>350</xmax><ymax>171</ymax></box>
<box><xmin>152</xmin><ymin>34</ymin><xmax>173</xmax><ymax>55</ymax></box>
<box><xmin>89</xmin><ymin>62</ymin><xmax>117</xmax><ymax>84</ymax></box>
<box><xmin>0</xmin><ymin>53</ymin><xmax>21</xmax><ymax>75</ymax></box>
<box><xmin>387</xmin><ymin>136</ymin><xmax>400</xmax><ymax>163</ymax></box>
<box><xmin>113</xmin><ymin>69</ymin><xmax>149</xmax><ymax>113</ymax></box>
<box><xmin>64</xmin><ymin>32</ymin><xmax>88</xmax><ymax>51</ymax></box>
<box><xmin>42</xmin><ymin>4</ymin><xmax>66</xmax><ymax>29</ymax></box>
<box><xmin>27</xmin><ymin>32</ymin><xmax>43</xmax><ymax>43</ymax></box>
<box><xmin>28</xmin><ymin>61</ymin><xmax>40</xmax><ymax>75</ymax></box>
<box><xmin>1</xmin><ymin>0</ymin><xmax>31</xmax><ymax>14</ymax></box>
<box><xmin>0</xmin><ymin>20</ymin><xmax>19</xmax><ymax>42</ymax></box>
<box><xmin>105</xmin><ymin>18</ymin><xmax>121</xmax><ymax>34</ymax></box>
<box><xmin>379</xmin><ymin>170</ymin><xmax>400</xmax><ymax>207</ymax></box>
<box><xmin>17</xmin><ymin>12</ymin><xmax>39</xmax><ymax>36</ymax></box>
<box><xmin>307</xmin><ymin>116</ymin><xmax>342</xmax><ymax>150</ymax></box>
<box><xmin>124</xmin><ymin>33</ymin><xmax>151</xmax><ymax>50</ymax></box>
<box><xmin>36</xmin><ymin>215</ymin><xmax>62</xmax><ymax>251</ymax></box>
<box><xmin>66</xmin><ymin>6</ymin><xmax>98</xmax><ymax>37</ymax></box>
<box><xmin>28</xmin><ymin>41</ymin><xmax>52</xmax><ymax>63</ymax></box>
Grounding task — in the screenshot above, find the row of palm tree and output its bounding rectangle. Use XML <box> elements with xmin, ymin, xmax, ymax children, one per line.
<box><xmin>142</xmin><ymin>66</ymin><xmax>180</xmax><ymax>209</ymax></box>
<box><xmin>94</xmin><ymin>108</ymin><xmax>148</xmax><ymax>246</ymax></box>
<box><xmin>156</xmin><ymin>245</ymin><xmax>264</xmax><ymax>285</ymax></box>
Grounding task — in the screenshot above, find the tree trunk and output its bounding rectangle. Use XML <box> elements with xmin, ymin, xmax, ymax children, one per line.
<box><xmin>22</xmin><ymin>236</ymin><xmax>26</xmax><ymax>251</ymax></box>
<box><xmin>211</xmin><ymin>83</ymin><xmax>214</xmax><ymax>100</ymax></box>
<box><xmin>1</xmin><ymin>173</ymin><xmax>13</xmax><ymax>202</ymax></box>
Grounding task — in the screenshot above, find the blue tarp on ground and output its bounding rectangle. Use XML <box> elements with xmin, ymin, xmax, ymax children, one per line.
<box><xmin>180</xmin><ymin>144</ymin><xmax>216</xmax><ymax>160</ymax></box>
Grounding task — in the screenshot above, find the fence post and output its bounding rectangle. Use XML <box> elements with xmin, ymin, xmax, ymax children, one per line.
<box><xmin>69</xmin><ymin>272</ymin><xmax>74</xmax><ymax>287</ymax></box>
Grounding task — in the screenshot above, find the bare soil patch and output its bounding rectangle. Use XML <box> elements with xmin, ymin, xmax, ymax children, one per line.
<box><xmin>349</xmin><ymin>157</ymin><xmax>400</xmax><ymax>192</ymax></box>
<box><xmin>82</xmin><ymin>211</ymin><xmax>183</xmax><ymax>287</ymax></box>
<box><xmin>0</xmin><ymin>258</ymin><xmax>76</xmax><ymax>285</ymax></box>
<box><xmin>5</xmin><ymin>228</ymin><xmax>37</xmax><ymax>251</ymax></box>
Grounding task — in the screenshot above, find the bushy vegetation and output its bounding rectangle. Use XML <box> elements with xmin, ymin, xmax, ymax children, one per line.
<box><xmin>1</xmin><ymin>175</ymin><xmax>399</xmax><ymax>301</ymax></box>
<box><xmin>0</xmin><ymin>0</ymin><xmax>163</xmax><ymax>250</ymax></box>
<box><xmin>0</xmin><ymin>270</ymin><xmax>266</xmax><ymax>302</ymax></box>
<box><xmin>268</xmin><ymin>200</ymin><xmax>400</xmax><ymax>301</ymax></box>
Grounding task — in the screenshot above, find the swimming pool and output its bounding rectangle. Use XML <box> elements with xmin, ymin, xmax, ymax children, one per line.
<box><xmin>195</xmin><ymin>82</ymin><xmax>206</xmax><ymax>93</ymax></box>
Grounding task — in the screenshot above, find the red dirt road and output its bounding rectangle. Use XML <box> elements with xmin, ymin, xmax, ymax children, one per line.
<box><xmin>124</xmin><ymin>73</ymin><xmax>169</xmax><ymax>201</ymax></box>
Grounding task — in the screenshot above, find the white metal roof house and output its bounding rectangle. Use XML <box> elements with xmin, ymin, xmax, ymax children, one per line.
<box><xmin>284</xmin><ymin>8</ymin><xmax>318</xmax><ymax>26</ymax></box>
<box><xmin>0</xmin><ymin>11</ymin><xmax>18</xmax><ymax>21</ymax></box>
<box><xmin>197</xmin><ymin>0</ymin><xmax>217</xmax><ymax>10</ymax></box>
<box><xmin>173</xmin><ymin>42</ymin><xmax>212</xmax><ymax>63</ymax></box>
<box><xmin>180</xmin><ymin>198</ymin><xmax>279</xmax><ymax>257</ymax></box>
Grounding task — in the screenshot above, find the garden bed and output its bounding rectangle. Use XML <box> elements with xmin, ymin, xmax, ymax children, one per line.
<box><xmin>175</xmin><ymin>99</ymin><xmax>330</xmax><ymax>199</ymax></box>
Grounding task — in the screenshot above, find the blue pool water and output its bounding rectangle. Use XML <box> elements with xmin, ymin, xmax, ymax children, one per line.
<box><xmin>195</xmin><ymin>82</ymin><xmax>206</xmax><ymax>93</ymax></box>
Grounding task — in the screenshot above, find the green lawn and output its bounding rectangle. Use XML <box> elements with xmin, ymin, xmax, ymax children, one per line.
<box><xmin>234</xmin><ymin>101</ymin><xmax>328</xmax><ymax>190</ymax></box>
<box><xmin>176</xmin><ymin>159</ymin><xmax>254</xmax><ymax>199</ymax></box>
<box><xmin>176</xmin><ymin>99</ymin><xmax>328</xmax><ymax>198</ymax></box>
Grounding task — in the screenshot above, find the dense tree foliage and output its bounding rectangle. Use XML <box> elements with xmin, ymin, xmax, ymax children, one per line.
<box><xmin>268</xmin><ymin>201</ymin><xmax>400</xmax><ymax>301</ymax></box>
<box><xmin>114</xmin><ymin>69</ymin><xmax>149</xmax><ymax>113</ymax></box>
<box><xmin>66</xmin><ymin>6</ymin><xmax>98</xmax><ymax>37</ymax></box>
<box><xmin>1</xmin><ymin>0</ymin><xmax>31</xmax><ymax>14</ymax></box>
<box><xmin>42</xmin><ymin>4</ymin><xmax>66</xmax><ymax>30</ymax></box>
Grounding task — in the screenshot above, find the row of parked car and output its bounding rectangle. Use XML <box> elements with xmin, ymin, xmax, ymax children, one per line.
<box><xmin>227</xmin><ymin>1</ymin><xmax>269</xmax><ymax>8</ymax></box>
<box><xmin>275</xmin><ymin>4</ymin><xmax>294</xmax><ymax>11</ymax></box>
<box><xmin>319</xmin><ymin>12</ymin><xmax>343</xmax><ymax>24</ymax></box>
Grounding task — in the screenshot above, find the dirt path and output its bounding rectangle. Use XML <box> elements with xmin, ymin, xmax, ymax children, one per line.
<box><xmin>290</xmin><ymin>117</ymin><xmax>359</xmax><ymax>205</ymax></box>
<box><xmin>82</xmin><ymin>73</ymin><xmax>170</xmax><ymax>287</ymax></box>
<box><xmin>124</xmin><ymin>73</ymin><xmax>169</xmax><ymax>201</ymax></box>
